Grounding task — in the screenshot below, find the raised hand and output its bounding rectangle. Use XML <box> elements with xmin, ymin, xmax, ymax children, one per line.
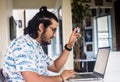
<box><xmin>67</xmin><ymin>27</ymin><xmax>81</xmax><ymax>48</ymax></box>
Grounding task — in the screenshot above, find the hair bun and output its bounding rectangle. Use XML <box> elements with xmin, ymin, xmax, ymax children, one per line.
<box><xmin>40</xmin><ymin>6</ymin><xmax>47</xmax><ymax>12</ymax></box>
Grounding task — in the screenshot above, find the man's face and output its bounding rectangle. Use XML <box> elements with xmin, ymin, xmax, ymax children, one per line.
<box><xmin>41</xmin><ymin>19</ymin><xmax>58</xmax><ymax>45</ymax></box>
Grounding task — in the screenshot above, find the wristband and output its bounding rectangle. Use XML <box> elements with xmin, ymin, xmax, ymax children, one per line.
<box><xmin>60</xmin><ymin>75</ymin><xmax>64</xmax><ymax>82</ymax></box>
<box><xmin>64</xmin><ymin>44</ymin><xmax>72</xmax><ymax>51</ymax></box>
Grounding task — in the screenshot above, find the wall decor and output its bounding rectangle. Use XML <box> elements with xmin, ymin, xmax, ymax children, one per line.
<box><xmin>106</xmin><ymin>0</ymin><xmax>112</xmax><ymax>2</ymax></box>
<box><xmin>85</xmin><ymin>29</ymin><xmax>93</xmax><ymax>42</ymax></box>
<box><xmin>82</xmin><ymin>0</ymin><xmax>91</xmax><ymax>2</ymax></box>
<box><xmin>86</xmin><ymin>44</ymin><xmax>93</xmax><ymax>51</ymax></box>
<box><xmin>85</xmin><ymin>18</ymin><xmax>91</xmax><ymax>27</ymax></box>
<box><xmin>9</xmin><ymin>16</ymin><xmax>17</xmax><ymax>40</ymax></box>
<box><xmin>95</xmin><ymin>0</ymin><xmax>103</xmax><ymax>6</ymax></box>
<box><xmin>105</xmin><ymin>8</ymin><xmax>111</xmax><ymax>14</ymax></box>
<box><xmin>18</xmin><ymin>20</ymin><xmax>22</xmax><ymax>28</ymax></box>
<box><xmin>91</xmin><ymin>9</ymin><xmax>97</xmax><ymax>17</ymax></box>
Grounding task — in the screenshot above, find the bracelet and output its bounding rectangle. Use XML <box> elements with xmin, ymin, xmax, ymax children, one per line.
<box><xmin>64</xmin><ymin>44</ymin><xmax>72</xmax><ymax>51</ymax></box>
<box><xmin>60</xmin><ymin>75</ymin><xmax>64</xmax><ymax>82</ymax></box>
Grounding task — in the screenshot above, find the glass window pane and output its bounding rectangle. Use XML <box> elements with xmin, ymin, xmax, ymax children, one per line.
<box><xmin>97</xmin><ymin>16</ymin><xmax>110</xmax><ymax>48</ymax></box>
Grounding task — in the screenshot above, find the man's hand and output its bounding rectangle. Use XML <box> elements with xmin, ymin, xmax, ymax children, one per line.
<box><xmin>61</xmin><ymin>70</ymin><xmax>76</xmax><ymax>80</ymax></box>
<box><xmin>67</xmin><ymin>27</ymin><xmax>81</xmax><ymax>48</ymax></box>
<box><xmin>60</xmin><ymin>70</ymin><xmax>76</xmax><ymax>80</ymax></box>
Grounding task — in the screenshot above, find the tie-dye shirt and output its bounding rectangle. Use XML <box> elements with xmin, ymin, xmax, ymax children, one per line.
<box><xmin>3</xmin><ymin>34</ymin><xmax>53</xmax><ymax>82</ymax></box>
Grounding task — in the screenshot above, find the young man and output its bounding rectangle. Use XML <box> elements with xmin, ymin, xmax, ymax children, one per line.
<box><xmin>3</xmin><ymin>6</ymin><xmax>80</xmax><ymax>82</ymax></box>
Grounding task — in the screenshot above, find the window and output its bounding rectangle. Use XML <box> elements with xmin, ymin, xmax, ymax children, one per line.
<box><xmin>96</xmin><ymin>15</ymin><xmax>112</xmax><ymax>48</ymax></box>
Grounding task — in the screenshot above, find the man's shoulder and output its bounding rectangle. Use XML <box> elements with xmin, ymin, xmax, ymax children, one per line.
<box><xmin>8</xmin><ymin>35</ymin><xmax>33</xmax><ymax>49</ymax></box>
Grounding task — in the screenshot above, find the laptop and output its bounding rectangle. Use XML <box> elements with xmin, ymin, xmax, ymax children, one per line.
<box><xmin>70</xmin><ymin>47</ymin><xmax>110</xmax><ymax>81</ymax></box>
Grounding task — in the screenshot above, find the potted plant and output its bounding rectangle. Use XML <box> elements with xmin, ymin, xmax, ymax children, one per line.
<box><xmin>71</xmin><ymin>0</ymin><xmax>91</xmax><ymax>26</ymax></box>
<box><xmin>71</xmin><ymin>0</ymin><xmax>91</xmax><ymax>72</ymax></box>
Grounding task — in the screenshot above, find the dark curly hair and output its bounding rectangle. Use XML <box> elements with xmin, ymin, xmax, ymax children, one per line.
<box><xmin>24</xmin><ymin>6</ymin><xmax>58</xmax><ymax>39</ymax></box>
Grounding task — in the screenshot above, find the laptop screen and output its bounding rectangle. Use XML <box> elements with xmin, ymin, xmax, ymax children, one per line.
<box><xmin>94</xmin><ymin>47</ymin><xmax>110</xmax><ymax>75</ymax></box>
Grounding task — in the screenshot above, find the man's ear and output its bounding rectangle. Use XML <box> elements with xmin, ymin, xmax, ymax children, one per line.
<box><xmin>38</xmin><ymin>23</ymin><xmax>44</xmax><ymax>32</ymax></box>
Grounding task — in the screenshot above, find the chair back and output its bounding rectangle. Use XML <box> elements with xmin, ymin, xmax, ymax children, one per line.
<box><xmin>0</xmin><ymin>69</ymin><xmax>7</xmax><ymax>82</ymax></box>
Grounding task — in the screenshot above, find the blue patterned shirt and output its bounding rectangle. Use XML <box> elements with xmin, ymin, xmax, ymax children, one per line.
<box><xmin>3</xmin><ymin>34</ymin><xmax>53</xmax><ymax>82</ymax></box>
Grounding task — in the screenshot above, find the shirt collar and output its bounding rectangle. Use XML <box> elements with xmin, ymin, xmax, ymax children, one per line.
<box><xmin>26</xmin><ymin>34</ymin><xmax>40</xmax><ymax>47</ymax></box>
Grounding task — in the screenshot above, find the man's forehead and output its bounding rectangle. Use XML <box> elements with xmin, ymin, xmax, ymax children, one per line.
<box><xmin>50</xmin><ymin>18</ymin><xmax>58</xmax><ymax>27</ymax></box>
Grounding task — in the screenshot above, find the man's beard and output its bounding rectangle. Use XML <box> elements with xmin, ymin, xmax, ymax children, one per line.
<box><xmin>42</xmin><ymin>40</ymin><xmax>51</xmax><ymax>45</ymax></box>
<box><xmin>41</xmin><ymin>32</ymin><xmax>51</xmax><ymax>45</ymax></box>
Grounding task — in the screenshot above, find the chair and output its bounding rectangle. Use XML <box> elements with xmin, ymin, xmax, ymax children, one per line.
<box><xmin>0</xmin><ymin>69</ymin><xmax>7</xmax><ymax>82</ymax></box>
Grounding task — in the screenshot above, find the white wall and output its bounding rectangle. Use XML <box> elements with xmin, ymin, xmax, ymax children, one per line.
<box><xmin>0</xmin><ymin>0</ymin><xmax>13</xmax><ymax>67</ymax></box>
<box><xmin>62</xmin><ymin>0</ymin><xmax>74</xmax><ymax>69</ymax></box>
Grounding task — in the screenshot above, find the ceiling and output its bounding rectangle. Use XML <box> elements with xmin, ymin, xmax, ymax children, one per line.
<box><xmin>13</xmin><ymin>0</ymin><xmax>61</xmax><ymax>9</ymax></box>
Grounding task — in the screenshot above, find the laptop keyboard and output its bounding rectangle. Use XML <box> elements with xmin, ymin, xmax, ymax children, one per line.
<box><xmin>79</xmin><ymin>74</ymin><xmax>97</xmax><ymax>78</ymax></box>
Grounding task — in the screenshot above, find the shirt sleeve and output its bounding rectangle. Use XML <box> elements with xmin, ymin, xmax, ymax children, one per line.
<box><xmin>45</xmin><ymin>55</ymin><xmax>54</xmax><ymax>67</ymax></box>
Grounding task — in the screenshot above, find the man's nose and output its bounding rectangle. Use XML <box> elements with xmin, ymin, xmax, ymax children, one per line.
<box><xmin>52</xmin><ymin>33</ymin><xmax>56</xmax><ymax>38</ymax></box>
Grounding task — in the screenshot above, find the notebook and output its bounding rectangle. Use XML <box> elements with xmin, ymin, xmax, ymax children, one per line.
<box><xmin>70</xmin><ymin>47</ymin><xmax>110</xmax><ymax>81</ymax></box>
